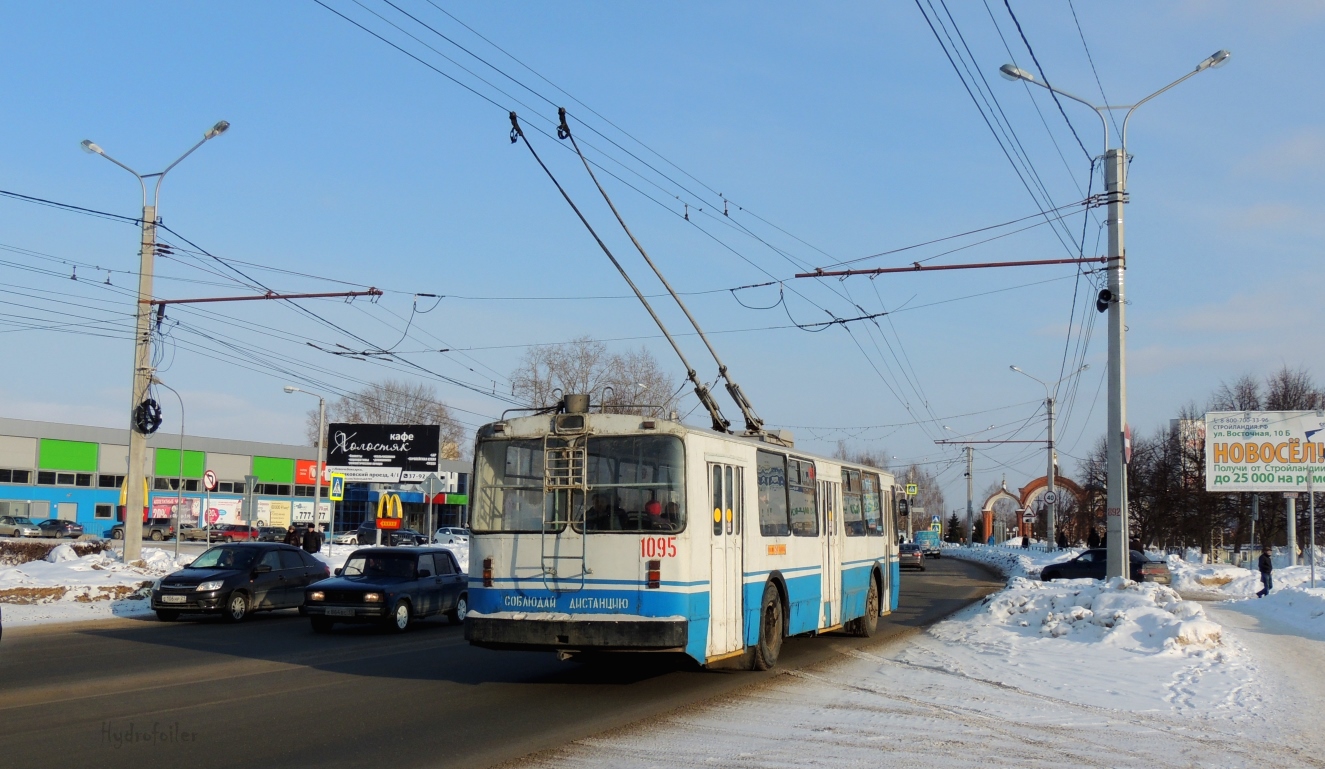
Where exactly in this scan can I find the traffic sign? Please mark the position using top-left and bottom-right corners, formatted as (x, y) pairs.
(1042, 490), (1057, 505)
(203, 470), (218, 492)
(328, 473), (346, 502)
(1022, 513), (1036, 523)
(905, 483), (918, 496)
(420, 473), (447, 498)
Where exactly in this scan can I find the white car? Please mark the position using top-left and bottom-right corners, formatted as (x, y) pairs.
(332, 530), (358, 545)
(432, 527), (470, 545)
(0, 516), (42, 538)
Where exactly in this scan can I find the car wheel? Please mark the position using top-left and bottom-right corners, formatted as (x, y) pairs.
(310, 617), (335, 634)
(155, 609), (180, 622)
(752, 582), (784, 671)
(150, 530), (163, 541)
(111, 529), (124, 540)
(448, 593), (469, 625)
(919, 564), (926, 571)
(223, 591), (249, 623)
(387, 599), (412, 633)
(850, 577), (880, 638)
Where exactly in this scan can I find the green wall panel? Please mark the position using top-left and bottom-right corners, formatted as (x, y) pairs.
(38, 439), (98, 472)
(252, 456), (295, 484)
(154, 449), (205, 478)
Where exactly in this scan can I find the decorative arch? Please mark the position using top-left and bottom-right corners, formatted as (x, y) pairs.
(980, 483), (1021, 544)
(1017, 476), (1086, 538)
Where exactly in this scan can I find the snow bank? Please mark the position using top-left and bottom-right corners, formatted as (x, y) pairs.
(0, 546), (194, 627)
(941, 542), (1080, 580)
(971, 576), (1224, 653)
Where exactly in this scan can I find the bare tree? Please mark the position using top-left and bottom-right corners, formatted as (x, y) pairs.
(510, 336), (678, 417)
(832, 441), (892, 471)
(1264, 365), (1324, 410)
(307, 379), (466, 459)
(1211, 373), (1262, 411)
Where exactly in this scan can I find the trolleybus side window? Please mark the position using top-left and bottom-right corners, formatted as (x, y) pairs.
(712, 465), (724, 536)
(788, 458), (818, 537)
(842, 468), (866, 537)
(862, 472), (884, 536)
(578, 436), (685, 534)
(473, 439), (550, 533)
(756, 450), (789, 537)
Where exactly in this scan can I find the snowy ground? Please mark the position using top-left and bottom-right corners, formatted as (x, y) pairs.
(516, 548), (1325, 768)
(0, 540), (470, 628)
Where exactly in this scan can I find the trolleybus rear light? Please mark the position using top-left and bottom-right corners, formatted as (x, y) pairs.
(483, 557), (493, 587)
(640, 420), (656, 429)
(646, 559), (661, 589)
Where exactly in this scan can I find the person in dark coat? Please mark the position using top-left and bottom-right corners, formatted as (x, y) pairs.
(1087, 527), (1101, 549)
(1021, 534), (1031, 549)
(1257, 546), (1273, 597)
(302, 526), (322, 554)
(283, 526), (302, 547)
(1056, 530), (1069, 549)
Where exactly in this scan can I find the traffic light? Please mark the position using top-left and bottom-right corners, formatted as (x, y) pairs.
(898, 498), (910, 517)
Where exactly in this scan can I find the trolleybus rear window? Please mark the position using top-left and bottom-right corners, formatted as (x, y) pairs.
(473, 436), (685, 534)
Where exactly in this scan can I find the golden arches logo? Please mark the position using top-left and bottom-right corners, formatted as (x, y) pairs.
(376, 493), (404, 520)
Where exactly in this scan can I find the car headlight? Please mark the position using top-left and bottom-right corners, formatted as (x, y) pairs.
(362, 593), (383, 603)
(196, 581), (224, 592)
(308, 590), (325, 602)
(153, 578), (164, 591)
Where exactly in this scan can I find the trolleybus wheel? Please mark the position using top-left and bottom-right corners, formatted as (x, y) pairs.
(753, 582), (784, 671)
(850, 577), (880, 637)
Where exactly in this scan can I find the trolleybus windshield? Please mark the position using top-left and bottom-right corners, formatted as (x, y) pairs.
(474, 435), (685, 534)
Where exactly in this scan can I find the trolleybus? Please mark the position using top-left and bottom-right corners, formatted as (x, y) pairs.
(465, 400), (900, 669)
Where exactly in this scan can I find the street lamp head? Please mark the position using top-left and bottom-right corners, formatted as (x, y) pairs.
(204, 120), (231, 141)
(1009, 365), (1022, 373)
(999, 64), (1035, 82)
(283, 386), (298, 394)
(80, 140), (104, 155)
(1197, 50), (1231, 71)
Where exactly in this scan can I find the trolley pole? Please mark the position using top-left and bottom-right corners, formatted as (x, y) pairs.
(965, 446), (974, 546)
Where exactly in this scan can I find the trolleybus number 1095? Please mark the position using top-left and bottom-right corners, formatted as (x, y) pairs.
(640, 536), (678, 558)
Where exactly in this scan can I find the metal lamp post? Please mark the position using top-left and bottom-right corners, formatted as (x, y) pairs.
(1000, 51), (1229, 576)
(284, 386), (327, 550)
(150, 377), (186, 560)
(1010, 364), (1089, 551)
(81, 121), (230, 562)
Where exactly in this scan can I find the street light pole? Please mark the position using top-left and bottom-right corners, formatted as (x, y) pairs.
(1000, 51), (1229, 577)
(82, 121), (229, 563)
(1010, 365), (1088, 552)
(285, 386), (327, 551)
(151, 377), (185, 561)
(965, 446), (974, 546)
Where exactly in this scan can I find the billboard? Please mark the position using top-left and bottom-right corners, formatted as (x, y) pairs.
(292, 500), (332, 524)
(1205, 411), (1325, 492)
(296, 459), (330, 486)
(326, 424), (441, 483)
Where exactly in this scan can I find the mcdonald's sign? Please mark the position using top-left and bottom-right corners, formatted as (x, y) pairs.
(376, 493), (404, 530)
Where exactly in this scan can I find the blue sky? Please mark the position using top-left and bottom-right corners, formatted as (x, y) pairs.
(1, 1), (1321, 507)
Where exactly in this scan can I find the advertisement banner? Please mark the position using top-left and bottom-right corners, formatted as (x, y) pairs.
(151, 497), (199, 523)
(295, 459), (330, 486)
(1205, 410), (1325, 492)
(292, 500), (333, 524)
(257, 499), (292, 528)
(204, 499), (243, 525)
(325, 423), (440, 483)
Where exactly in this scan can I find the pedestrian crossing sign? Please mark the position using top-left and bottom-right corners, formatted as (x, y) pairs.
(329, 473), (346, 502)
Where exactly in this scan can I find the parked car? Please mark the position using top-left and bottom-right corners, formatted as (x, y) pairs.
(151, 542), (331, 622)
(183, 524), (223, 542)
(258, 526), (287, 542)
(331, 529), (358, 545)
(432, 527), (470, 545)
(208, 524), (260, 543)
(1040, 548), (1172, 584)
(355, 522), (426, 547)
(304, 547), (467, 633)
(899, 542), (926, 571)
(108, 520), (175, 541)
(36, 519), (84, 539)
(0, 516), (42, 538)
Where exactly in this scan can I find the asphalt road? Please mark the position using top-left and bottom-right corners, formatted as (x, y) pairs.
(0, 556), (1000, 769)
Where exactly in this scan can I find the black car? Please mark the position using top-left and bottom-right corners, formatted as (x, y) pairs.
(304, 547), (467, 633)
(37, 519), (84, 538)
(1040, 548), (1172, 584)
(355, 522), (426, 547)
(258, 526), (287, 542)
(151, 543), (331, 622)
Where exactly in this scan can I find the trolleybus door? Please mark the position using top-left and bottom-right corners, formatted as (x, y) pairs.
(707, 463), (744, 658)
(819, 479), (842, 628)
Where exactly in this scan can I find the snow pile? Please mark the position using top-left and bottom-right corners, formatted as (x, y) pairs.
(0, 546), (193, 626)
(973, 576), (1224, 653)
(941, 543), (1079, 580)
(1168, 556), (1323, 598)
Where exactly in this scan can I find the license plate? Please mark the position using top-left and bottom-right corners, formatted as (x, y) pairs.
(327, 607), (354, 617)
(161, 595), (187, 604)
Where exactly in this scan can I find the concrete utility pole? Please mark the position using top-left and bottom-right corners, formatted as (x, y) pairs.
(1285, 492), (1298, 567)
(999, 50), (1230, 578)
(284, 386), (327, 545)
(81, 121), (229, 562)
(965, 446), (974, 546)
(1011, 365), (1086, 551)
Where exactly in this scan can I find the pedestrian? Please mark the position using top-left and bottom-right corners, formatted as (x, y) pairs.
(302, 525), (322, 554)
(283, 526), (301, 547)
(1056, 530), (1069, 549)
(1087, 527), (1101, 549)
(1257, 545), (1273, 598)
(1021, 534), (1031, 549)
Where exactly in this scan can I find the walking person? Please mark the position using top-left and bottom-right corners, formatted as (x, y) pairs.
(1087, 527), (1101, 549)
(1257, 545), (1273, 598)
(283, 526), (301, 547)
(302, 525), (322, 555)
(1021, 534), (1031, 549)
(1056, 530), (1069, 550)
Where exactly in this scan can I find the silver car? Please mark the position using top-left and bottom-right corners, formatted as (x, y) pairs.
(432, 527), (470, 545)
(0, 516), (42, 538)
